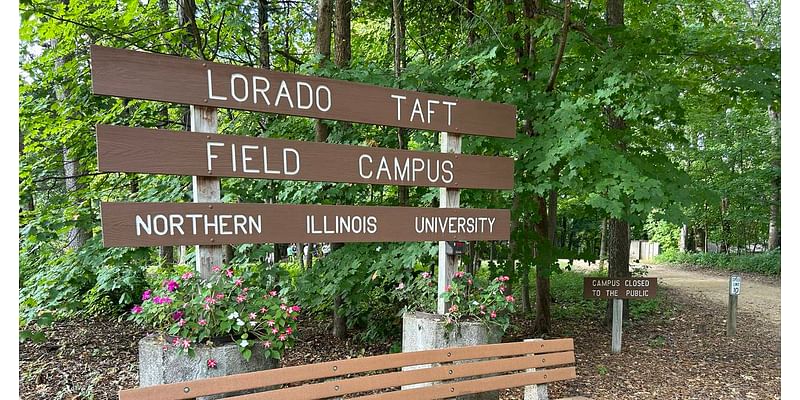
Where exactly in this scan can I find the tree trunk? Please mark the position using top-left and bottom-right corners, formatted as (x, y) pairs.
(466, 0), (477, 46)
(392, 0), (408, 206)
(767, 106), (780, 250)
(258, 0), (271, 69)
(533, 196), (550, 334)
(599, 219), (608, 263)
(314, 0), (332, 142)
(679, 224), (688, 252)
(606, 218), (630, 324)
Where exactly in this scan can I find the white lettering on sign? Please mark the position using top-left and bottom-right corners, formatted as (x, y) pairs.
(730, 276), (741, 295)
(206, 141), (300, 176)
(357, 155), (454, 184)
(414, 216), (495, 234)
(206, 68), (332, 112)
(592, 279), (621, 287)
(391, 94), (456, 126)
(135, 214), (262, 236)
(306, 215), (378, 235)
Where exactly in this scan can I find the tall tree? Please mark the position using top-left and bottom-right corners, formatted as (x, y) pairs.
(392, 0), (409, 206)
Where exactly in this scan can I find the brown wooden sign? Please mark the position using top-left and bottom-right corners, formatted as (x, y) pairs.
(100, 202), (510, 247)
(90, 46), (516, 138)
(96, 125), (513, 189)
(583, 277), (657, 299)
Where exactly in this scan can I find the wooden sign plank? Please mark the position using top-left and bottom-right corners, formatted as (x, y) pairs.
(95, 124), (513, 189)
(90, 46), (516, 138)
(583, 277), (658, 300)
(100, 202), (510, 247)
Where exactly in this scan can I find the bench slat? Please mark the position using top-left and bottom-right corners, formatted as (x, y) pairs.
(353, 367), (577, 400)
(227, 351), (576, 400)
(119, 338), (573, 400)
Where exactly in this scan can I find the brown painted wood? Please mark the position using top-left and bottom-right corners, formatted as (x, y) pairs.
(91, 46), (516, 138)
(118, 339), (573, 400)
(229, 351), (575, 400)
(95, 124), (513, 189)
(353, 367), (577, 400)
(583, 277), (658, 299)
(100, 202), (510, 246)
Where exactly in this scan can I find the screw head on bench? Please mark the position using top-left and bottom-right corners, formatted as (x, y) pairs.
(541, 358), (546, 363)
(447, 352), (452, 357)
(183, 387), (190, 393)
(450, 388), (455, 393)
(333, 365), (338, 371)
(449, 369), (453, 375)
(335, 385), (340, 391)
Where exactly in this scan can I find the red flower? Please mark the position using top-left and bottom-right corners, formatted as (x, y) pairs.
(207, 358), (217, 369)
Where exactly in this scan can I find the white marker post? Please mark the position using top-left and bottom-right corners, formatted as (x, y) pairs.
(191, 105), (224, 279)
(437, 132), (461, 314)
(727, 274), (741, 336)
(611, 298), (623, 354)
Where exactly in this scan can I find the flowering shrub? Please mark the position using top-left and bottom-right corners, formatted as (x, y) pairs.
(396, 271), (515, 333)
(128, 265), (299, 362)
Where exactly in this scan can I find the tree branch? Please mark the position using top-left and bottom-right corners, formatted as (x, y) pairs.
(546, 0), (571, 92)
(275, 48), (305, 66)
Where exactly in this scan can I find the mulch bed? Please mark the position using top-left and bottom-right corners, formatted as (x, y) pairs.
(19, 286), (780, 399)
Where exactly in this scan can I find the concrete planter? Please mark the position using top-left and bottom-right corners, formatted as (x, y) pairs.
(139, 334), (276, 400)
(402, 311), (502, 400)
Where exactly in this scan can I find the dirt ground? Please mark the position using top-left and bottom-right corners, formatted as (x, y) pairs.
(19, 263), (781, 399)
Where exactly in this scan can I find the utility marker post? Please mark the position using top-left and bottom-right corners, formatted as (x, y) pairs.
(191, 105), (224, 279)
(437, 132), (461, 314)
(611, 298), (623, 354)
(727, 274), (741, 336)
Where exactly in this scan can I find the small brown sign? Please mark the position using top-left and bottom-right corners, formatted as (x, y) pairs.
(100, 202), (510, 247)
(96, 125), (513, 189)
(583, 277), (657, 299)
(90, 46), (516, 138)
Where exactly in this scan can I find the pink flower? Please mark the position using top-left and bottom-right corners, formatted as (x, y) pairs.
(162, 297), (173, 305)
(278, 334), (287, 341)
(215, 293), (225, 300)
(267, 320), (275, 327)
(249, 312), (257, 320)
(203, 304), (211, 311)
(260, 307), (268, 314)
(207, 358), (217, 368)
(499, 286), (506, 294)
(181, 272), (194, 280)
(396, 282), (405, 290)
(242, 287), (249, 293)
(454, 271), (465, 278)
(172, 310), (184, 321)
(131, 305), (143, 314)
(271, 328), (279, 334)
(204, 296), (215, 304)
(212, 265), (221, 272)
(280, 304), (287, 311)
(269, 290), (278, 297)
(467, 279), (473, 285)
(236, 295), (246, 303)
(445, 285), (451, 292)
(141, 290), (152, 301)
(448, 304), (458, 313)
(490, 311), (497, 319)
(285, 327), (293, 335)
(199, 319), (207, 326)
(172, 337), (180, 345)
(234, 278), (243, 287)
(225, 269), (234, 278)
(505, 295), (515, 303)
(422, 272), (431, 279)
(181, 339), (190, 349)
(177, 318), (186, 327)
(165, 280), (179, 292)
(152, 296), (162, 304)
(292, 305), (301, 313)
(263, 341), (272, 349)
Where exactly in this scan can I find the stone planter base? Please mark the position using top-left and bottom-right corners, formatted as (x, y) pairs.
(402, 312), (502, 400)
(139, 334), (276, 400)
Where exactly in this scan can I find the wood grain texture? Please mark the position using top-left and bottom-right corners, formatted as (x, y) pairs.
(100, 202), (510, 246)
(95, 125), (514, 189)
(91, 45), (516, 138)
(118, 339), (574, 400)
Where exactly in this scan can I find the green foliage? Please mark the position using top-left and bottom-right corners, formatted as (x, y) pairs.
(644, 215), (681, 251)
(655, 249), (780, 276)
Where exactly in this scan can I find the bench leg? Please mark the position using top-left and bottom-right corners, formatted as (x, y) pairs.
(523, 339), (549, 400)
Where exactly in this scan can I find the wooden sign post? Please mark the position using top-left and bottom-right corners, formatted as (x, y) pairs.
(583, 277), (658, 354)
(438, 132), (461, 314)
(190, 105), (223, 279)
(727, 274), (741, 336)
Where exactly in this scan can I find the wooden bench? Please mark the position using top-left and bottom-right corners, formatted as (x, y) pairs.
(119, 338), (586, 400)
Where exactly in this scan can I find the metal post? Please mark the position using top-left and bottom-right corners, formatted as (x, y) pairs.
(727, 274), (741, 336)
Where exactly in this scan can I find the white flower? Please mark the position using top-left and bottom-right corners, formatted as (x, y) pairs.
(240, 340), (249, 347)
(206, 282), (213, 288)
(228, 311), (239, 320)
(250, 321), (257, 326)
(472, 301), (479, 306)
(376, 246), (381, 252)
(236, 319), (245, 326)
(396, 282), (405, 290)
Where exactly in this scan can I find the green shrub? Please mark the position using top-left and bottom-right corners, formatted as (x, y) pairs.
(655, 249), (780, 276)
